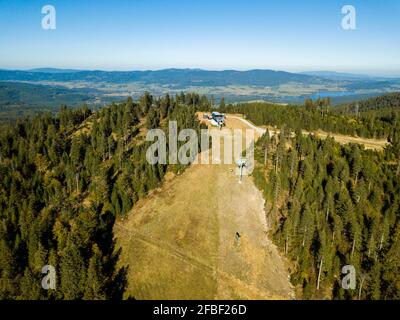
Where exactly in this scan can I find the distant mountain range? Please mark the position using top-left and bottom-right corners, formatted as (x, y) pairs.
(300, 71), (373, 81)
(28, 68), (83, 73)
(0, 67), (398, 87)
(0, 68), (399, 115)
(0, 68), (330, 87)
(1, 68), (399, 89)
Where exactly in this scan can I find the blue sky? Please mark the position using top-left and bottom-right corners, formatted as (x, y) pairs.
(0, 0), (399, 75)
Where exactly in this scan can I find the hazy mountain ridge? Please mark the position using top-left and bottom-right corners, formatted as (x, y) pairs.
(0, 68), (329, 86)
(1, 68), (400, 121)
(28, 68), (83, 73)
(0, 81), (97, 103)
(300, 71), (372, 81)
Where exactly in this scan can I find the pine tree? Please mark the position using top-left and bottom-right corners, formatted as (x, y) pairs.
(84, 245), (106, 300)
(60, 239), (86, 300)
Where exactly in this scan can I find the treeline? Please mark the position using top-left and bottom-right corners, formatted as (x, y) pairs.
(336, 92), (400, 114)
(252, 122), (400, 299)
(0, 92), (205, 299)
(222, 99), (398, 139)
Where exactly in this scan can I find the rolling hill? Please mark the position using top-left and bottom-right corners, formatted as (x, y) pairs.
(0, 81), (99, 122)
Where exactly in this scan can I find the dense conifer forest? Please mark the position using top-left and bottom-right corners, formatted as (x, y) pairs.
(0, 92), (207, 299)
(221, 94), (400, 139)
(249, 100), (400, 299)
(336, 92), (400, 113)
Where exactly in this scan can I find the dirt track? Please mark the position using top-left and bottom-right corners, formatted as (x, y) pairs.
(114, 116), (294, 300)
